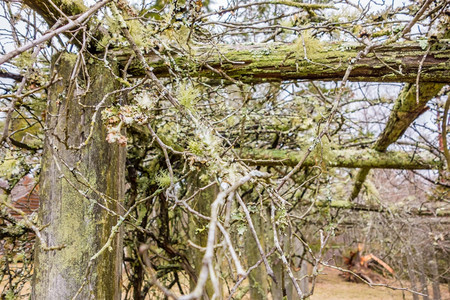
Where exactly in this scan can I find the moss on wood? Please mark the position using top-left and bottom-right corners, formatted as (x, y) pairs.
(23, 0), (87, 25)
(32, 53), (125, 300)
(350, 82), (444, 200)
(113, 41), (450, 83)
(238, 148), (441, 169)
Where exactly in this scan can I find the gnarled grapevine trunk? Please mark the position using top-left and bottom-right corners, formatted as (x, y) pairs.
(32, 54), (125, 299)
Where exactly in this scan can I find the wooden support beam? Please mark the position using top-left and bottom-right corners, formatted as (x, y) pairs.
(237, 148), (441, 169)
(114, 41), (450, 83)
(311, 200), (450, 217)
(349, 83), (444, 200)
(20, 1), (450, 85)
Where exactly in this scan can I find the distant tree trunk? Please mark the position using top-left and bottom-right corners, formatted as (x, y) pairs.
(285, 228), (308, 300)
(429, 250), (441, 300)
(271, 226), (308, 300)
(271, 252), (285, 300)
(418, 268), (430, 300)
(245, 210), (269, 300)
(32, 54), (125, 299)
(415, 247), (430, 300)
(188, 172), (217, 299)
(268, 204), (284, 299)
(290, 233), (308, 298)
(406, 251), (420, 300)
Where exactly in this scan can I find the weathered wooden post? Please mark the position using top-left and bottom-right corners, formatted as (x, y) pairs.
(32, 53), (125, 299)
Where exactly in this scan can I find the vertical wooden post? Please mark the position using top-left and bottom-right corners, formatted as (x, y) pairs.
(32, 54), (125, 299)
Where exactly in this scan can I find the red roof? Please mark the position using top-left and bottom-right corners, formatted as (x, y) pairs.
(2, 175), (40, 219)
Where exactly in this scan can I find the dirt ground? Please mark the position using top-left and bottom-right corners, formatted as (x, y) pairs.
(310, 267), (450, 300)
(2, 265), (450, 299)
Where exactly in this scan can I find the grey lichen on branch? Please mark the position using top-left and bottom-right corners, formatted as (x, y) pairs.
(112, 41), (450, 83)
(238, 148), (442, 170)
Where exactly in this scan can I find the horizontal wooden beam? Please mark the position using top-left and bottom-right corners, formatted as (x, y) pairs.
(349, 82), (444, 200)
(115, 41), (450, 83)
(19, 1), (450, 84)
(237, 148), (442, 169)
(312, 200), (450, 217)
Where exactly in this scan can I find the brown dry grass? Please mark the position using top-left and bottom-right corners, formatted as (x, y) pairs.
(310, 267), (450, 300)
(3, 264), (450, 299)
